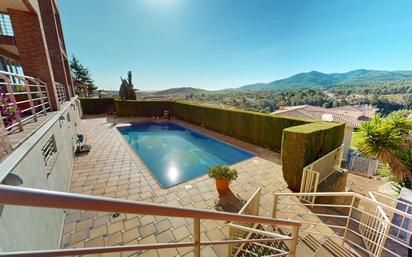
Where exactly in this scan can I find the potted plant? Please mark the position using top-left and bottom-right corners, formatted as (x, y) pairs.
(208, 165), (238, 191)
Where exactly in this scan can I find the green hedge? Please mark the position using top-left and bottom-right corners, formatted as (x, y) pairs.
(171, 102), (310, 151)
(114, 100), (173, 117)
(80, 98), (115, 114)
(281, 122), (345, 191)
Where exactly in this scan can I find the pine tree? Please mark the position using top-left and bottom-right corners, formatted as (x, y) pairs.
(70, 55), (97, 94)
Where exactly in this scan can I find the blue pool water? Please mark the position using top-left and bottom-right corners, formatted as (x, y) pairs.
(117, 121), (254, 188)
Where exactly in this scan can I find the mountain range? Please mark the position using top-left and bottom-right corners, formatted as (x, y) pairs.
(236, 69), (412, 91)
(154, 69), (412, 94)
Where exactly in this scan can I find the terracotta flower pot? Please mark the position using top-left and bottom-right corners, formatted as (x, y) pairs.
(215, 180), (229, 191)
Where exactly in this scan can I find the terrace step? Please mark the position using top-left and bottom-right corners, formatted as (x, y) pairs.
(296, 234), (321, 256)
(294, 233), (360, 257)
(302, 237), (359, 257)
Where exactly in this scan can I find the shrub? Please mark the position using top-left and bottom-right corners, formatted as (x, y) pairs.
(79, 98), (114, 115)
(208, 166), (238, 182)
(281, 122), (345, 191)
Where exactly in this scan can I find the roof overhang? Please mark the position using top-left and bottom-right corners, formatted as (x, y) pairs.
(0, 0), (29, 13)
(0, 45), (20, 60)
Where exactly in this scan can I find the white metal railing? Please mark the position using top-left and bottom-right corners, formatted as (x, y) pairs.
(299, 145), (344, 204)
(55, 82), (67, 105)
(370, 191), (412, 253)
(359, 192), (390, 256)
(228, 187), (297, 257)
(0, 71), (51, 133)
(0, 185), (301, 257)
(272, 191), (412, 257)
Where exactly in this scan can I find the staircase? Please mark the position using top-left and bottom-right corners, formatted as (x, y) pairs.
(230, 223), (361, 257)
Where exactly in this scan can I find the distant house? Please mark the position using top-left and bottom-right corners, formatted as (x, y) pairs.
(330, 105), (378, 120)
(272, 104), (378, 160)
(73, 81), (89, 97)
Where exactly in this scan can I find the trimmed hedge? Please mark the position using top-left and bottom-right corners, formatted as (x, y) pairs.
(114, 100), (312, 151)
(114, 100), (173, 117)
(171, 102), (310, 151)
(80, 98), (115, 114)
(281, 122), (345, 192)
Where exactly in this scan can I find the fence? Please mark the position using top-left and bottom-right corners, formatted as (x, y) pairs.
(349, 154), (379, 177)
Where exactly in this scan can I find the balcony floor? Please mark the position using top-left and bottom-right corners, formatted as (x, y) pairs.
(7, 112), (57, 149)
(61, 116), (353, 257)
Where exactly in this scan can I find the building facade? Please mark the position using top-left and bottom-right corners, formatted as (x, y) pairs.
(0, 0), (74, 162)
(0, 0), (73, 110)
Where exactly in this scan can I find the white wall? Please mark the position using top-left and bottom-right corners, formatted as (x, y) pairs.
(0, 98), (81, 251)
(342, 126), (353, 161)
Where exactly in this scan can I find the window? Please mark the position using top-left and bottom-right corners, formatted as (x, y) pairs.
(42, 135), (58, 177)
(0, 55), (23, 74)
(0, 14), (14, 36)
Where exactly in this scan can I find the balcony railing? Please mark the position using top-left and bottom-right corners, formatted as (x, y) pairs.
(55, 82), (67, 105)
(0, 185), (301, 257)
(0, 71), (51, 133)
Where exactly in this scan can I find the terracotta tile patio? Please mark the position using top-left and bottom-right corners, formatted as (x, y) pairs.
(60, 116), (302, 257)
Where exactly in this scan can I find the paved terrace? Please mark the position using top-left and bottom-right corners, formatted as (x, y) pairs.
(61, 116), (342, 257)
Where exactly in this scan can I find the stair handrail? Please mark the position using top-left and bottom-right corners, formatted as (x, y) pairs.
(0, 184), (301, 257)
(273, 191), (412, 257)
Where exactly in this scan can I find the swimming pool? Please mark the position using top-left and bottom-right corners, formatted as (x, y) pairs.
(117, 121), (254, 188)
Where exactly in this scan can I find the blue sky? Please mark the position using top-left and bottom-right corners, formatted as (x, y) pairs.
(59, 0), (412, 91)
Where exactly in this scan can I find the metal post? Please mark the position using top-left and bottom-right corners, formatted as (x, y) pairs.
(194, 218), (201, 257)
(376, 220), (390, 257)
(272, 194), (278, 218)
(35, 80), (47, 115)
(227, 224), (233, 257)
(289, 225), (299, 257)
(24, 78), (37, 122)
(342, 195), (355, 245)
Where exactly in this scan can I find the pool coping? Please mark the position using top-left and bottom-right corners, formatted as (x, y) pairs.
(112, 117), (276, 189)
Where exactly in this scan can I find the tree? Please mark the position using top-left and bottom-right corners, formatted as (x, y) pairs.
(119, 71), (137, 100)
(70, 55), (97, 94)
(355, 110), (412, 184)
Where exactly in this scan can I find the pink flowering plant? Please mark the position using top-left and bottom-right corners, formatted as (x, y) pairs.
(0, 88), (19, 128)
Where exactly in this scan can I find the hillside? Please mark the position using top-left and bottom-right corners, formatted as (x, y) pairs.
(155, 87), (208, 95)
(237, 69), (412, 91)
